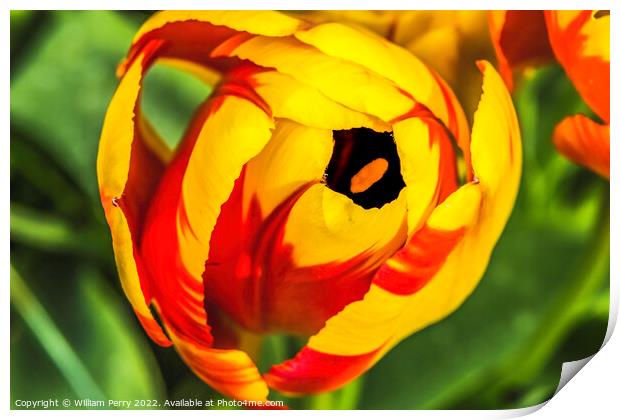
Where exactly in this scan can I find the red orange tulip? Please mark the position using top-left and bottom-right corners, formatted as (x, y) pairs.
(490, 10), (609, 178)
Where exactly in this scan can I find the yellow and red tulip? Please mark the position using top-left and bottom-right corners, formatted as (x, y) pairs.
(97, 11), (521, 402)
(489, 10), (609, 179)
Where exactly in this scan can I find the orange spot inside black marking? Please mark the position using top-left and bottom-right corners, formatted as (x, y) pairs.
(350, 158), (389, 193)
(325, 128), (405, 209)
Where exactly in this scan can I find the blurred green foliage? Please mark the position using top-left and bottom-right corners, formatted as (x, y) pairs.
(10, 10), (609, 410)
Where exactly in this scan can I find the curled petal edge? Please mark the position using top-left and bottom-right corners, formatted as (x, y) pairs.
(552, 114), (610, 179)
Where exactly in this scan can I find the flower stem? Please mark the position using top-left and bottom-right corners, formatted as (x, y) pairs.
(305, 377), (365, 410)
(335, 377), (364, 409)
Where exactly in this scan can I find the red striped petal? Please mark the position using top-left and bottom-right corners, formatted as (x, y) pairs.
(134, 309), (172, 347)
(264, 346), (382, 395)
(553, 114), (610, 179)
(139, 93), (273, 400)
(204, 169), (382, 336)
(374, 225), (465, 295)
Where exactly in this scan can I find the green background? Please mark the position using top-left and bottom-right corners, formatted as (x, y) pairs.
(10, 10), (610, 410)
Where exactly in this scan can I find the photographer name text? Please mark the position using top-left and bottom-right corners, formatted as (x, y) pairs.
(14, 398), (285, 409)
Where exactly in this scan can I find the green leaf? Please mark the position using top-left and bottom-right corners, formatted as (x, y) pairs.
(11, 11), (138, 200)
(10, 136), (87, 217)
(141, 63), (212, 149)
(10, 10), (36, 55)
(10, 11), (211, 201)
(11, 264), (166, 408)
(10, 203), (110, 260)
(11, 266), (106, 403)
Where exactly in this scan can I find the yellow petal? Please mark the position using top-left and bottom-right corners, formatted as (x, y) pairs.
(213, 34), (414, 123)
(470, 61), (521, 201)
(134, 10), (303, 43)
(294, 22), (470, 146)
(393, 115), (460, 236)
(98, 56), (142, 198)
(293, 22), (437, 103)
(307, 283), (408, 355)
(242, 119), (333, 218)
(393, 117), (440, 235)
(97, 48), (171, 345)
(253, 71), (390, 132)
(582, 11), (610, 61)
(426, 182), (482, 230)
(299, 10), (492, 119)
(283, 184), (407, 268)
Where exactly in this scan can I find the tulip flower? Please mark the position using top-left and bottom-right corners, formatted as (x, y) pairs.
(97, 11), (521, 402)
(489, 10), (609, 179)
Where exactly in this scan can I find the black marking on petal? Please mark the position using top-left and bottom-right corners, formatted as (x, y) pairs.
(325, 128), (405, 209)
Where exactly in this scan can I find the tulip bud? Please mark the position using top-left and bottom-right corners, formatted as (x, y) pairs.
(98, 11), (521, 401)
